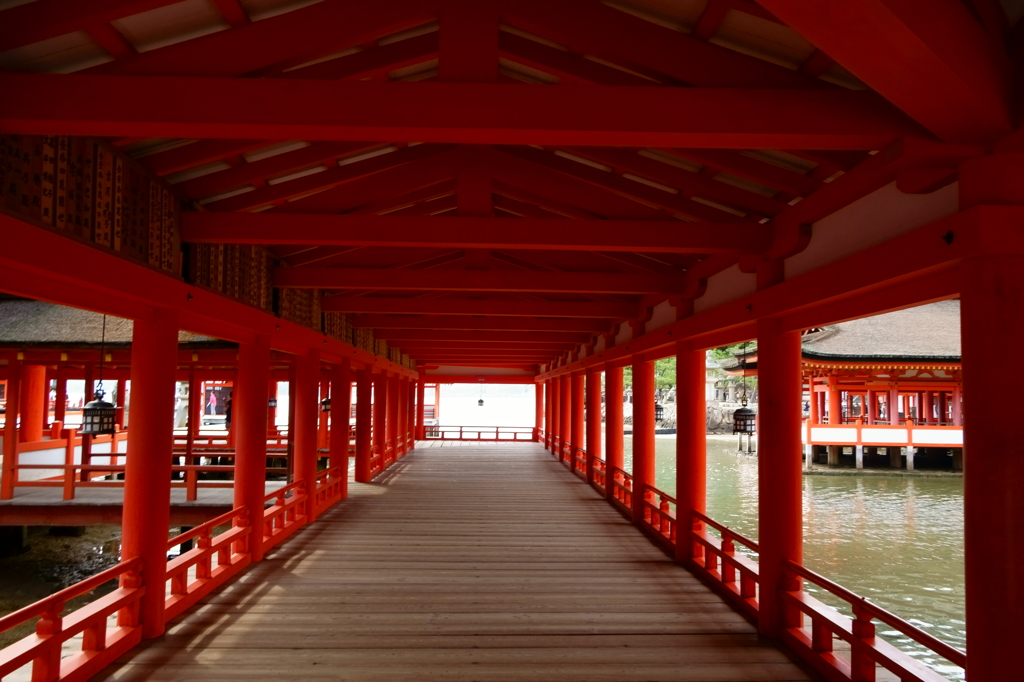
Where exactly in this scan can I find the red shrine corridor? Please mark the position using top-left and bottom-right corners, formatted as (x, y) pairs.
(94, 443), (813, 682)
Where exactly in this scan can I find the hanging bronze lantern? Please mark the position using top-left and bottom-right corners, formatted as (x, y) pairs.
(268, 397), (278, 408)
(81, 315), (117, 435)
(732, 406), (757, 434)
(81, 388), (116, 435)
(478, 399), (484, 407)
(654, 402), (665, 422)
(321, 397), (331, 412)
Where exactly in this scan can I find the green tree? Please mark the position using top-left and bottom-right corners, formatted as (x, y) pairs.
(621, 357), (676, 390)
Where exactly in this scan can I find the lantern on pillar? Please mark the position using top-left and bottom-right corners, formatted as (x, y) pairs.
(268, 397), (278, 408)
(732, 341), (756, 453)
(81, 315), (117, 436)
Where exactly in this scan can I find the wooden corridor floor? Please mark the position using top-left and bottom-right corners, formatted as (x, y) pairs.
(97, 443), (817, 682)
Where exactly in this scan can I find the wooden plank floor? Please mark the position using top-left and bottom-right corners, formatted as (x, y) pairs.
(97, 443), (817, 682)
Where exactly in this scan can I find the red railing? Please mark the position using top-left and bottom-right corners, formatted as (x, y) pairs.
(262, 480), (307, 553)
(639, 485), (677, 551)
(425, 425), (535, 441)
(609, 466), (632, 513)
(314, 465), (345, 515)
(164, 507), (251, 621)
(782, 561), (965, 682)
(573, 447), (587, 478)
(591, 456), (607, 494)
(688, 510), (761, 621)
(0, 558), (144, 682)
(382, 440), (395, 467)
(368, 444), (382, 478)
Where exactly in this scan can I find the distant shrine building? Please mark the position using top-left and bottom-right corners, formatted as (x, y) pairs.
(721, 301), (962, 471)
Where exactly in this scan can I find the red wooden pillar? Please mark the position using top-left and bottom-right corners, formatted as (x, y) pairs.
(234, 335), (269, 562)
(534, 380), (544, 442)
(79, 364), (95, 482)
(559, 374), (571, 463)
(951, 386), (962, 426)
(1, 357), (21, 499)
(387, 374), (398, 461)
(54, 371), (67, 428)
(865, 390), (875, 425)
(889, 385), (900, 425)
(329, 361), (352, 491)
(121, 309), (178, 638)
(544, 380), (553, 450)
(406, 376), (416, 451)
(571, 372), (584, 464)
(550, 377), (560, 455)
(354, 368), (373, 483)
(756, 318), (803, 638)
(318, 373), (330, 451)
(585, 369), (602, 483)
(19, 364), (46, 442)
(415, 379), (426, 440)
(115, 378), (127, 429)
(397, 376), (407, 456)
(826, 379), (841, 425)
(267, 379), (278, 436)
(675, 342), (706, 564)
(808, 380), (819, 425)
(631, 359), (655, 525)
(373, 372), (387, 467)
(605, 366), (624, 500)
(293, 351), (320, 522)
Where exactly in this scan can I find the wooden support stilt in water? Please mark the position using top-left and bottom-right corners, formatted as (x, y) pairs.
(235, 335), (270, 562)
(756, 317), (803, 638)
(121, 308), (178, 638)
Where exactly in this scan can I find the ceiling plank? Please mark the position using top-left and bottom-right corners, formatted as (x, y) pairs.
(351, 315), (608, 333)
(321, 296), (635, 318)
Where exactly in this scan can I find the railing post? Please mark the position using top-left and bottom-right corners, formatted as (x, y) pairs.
(122, 307), (178, 638)
(675, 341), (706, 564)
(33, 600), (63, 682)
(756, 317), (803, 638)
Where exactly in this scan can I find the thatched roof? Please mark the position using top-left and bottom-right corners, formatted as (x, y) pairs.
(801, 300), (960, 362)
(0, 300), (223, 347)
(719, 301), (961, 368)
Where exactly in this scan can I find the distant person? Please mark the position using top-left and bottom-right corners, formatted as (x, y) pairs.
(207, 392), (217, 415)
(224, 395), (232, 430)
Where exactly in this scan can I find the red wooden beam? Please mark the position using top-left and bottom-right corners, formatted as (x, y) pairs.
(668, 149), (822, 197)
(0, 75), (926, 150)
(180, 214), (771, 254)
(0, 0), (174, 52)
(756, 0), (1013, 144)
(320, 296), (635, 318)
(274, 267), (687, 295)
(497, 32), (653, 87)
(351, 315), (609, 333)
(394, 340), (579, 351)
(142, 139), (268, 177)
(420, 374), (537, 383)
(373, 330), (591, 343)
(281, 32), (439, 81)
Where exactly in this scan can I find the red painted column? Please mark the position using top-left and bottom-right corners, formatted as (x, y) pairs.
(585, 369), (602, 483)
(234, 335), (269, 562)
(121, 308), (178, 638)
(605, 366), (624, 500)
(756, 318), (803, 638)
(808, 381), (819, 425)
(550, 376), (560, 456)
(373, 372), (387, 468)
(293, 351), (320, 522)
(865, 390), (875, 425)
(951, 386), (962, 426)
(354, 367), (373, 483)
(631, 359), (655, 525)
(962, 256), (1024, 681)
(534, 381), (544, 442)
(398, 377), (408, 456)
(675, 342), (706, 564)
(545, 380), (555, 451)
(889, 385), (900, 425)
(1, 357), (22, 499)
(329, 361), (352, 489)
(415, 379), (426, 440)
(318, 373), (330, 450)
(559, 374), (571, 464)
(267, 379), (278, 436)
(826, 380), (841, 425)
(571, 372), (584, 466)
(115, 378), (127, 429)
(406, 377), (416, 451)
(54, 371), (67, 428)
(386, 374), (398, 461)
(18, 364), (46, 442)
